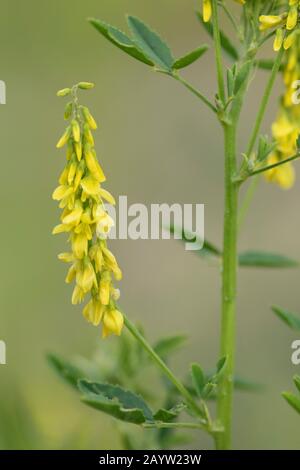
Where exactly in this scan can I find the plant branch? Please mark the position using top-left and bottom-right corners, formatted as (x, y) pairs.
(245, 47), (284, 158)
(123, 314), (207, 423)
(249, 152), (300, 176)
(172, 73), (217, 113)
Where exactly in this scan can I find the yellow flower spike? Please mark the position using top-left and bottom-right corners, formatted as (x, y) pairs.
(71, 119), (81, 142)
(54, 83), (122, 338)
(56, 126), (71, 148)
(203, 0), (212, 23)
(102, 309), (124, 338)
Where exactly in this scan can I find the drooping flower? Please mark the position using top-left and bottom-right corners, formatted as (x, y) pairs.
(53, 83), (123, 338)
(202, 0), (245, 23)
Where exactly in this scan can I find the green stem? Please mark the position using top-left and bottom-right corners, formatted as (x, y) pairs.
(246, 47), (284, 158)
(216, 122), (239, 450)
(124, 315), (205, 421)
(173, 73), (217, 113)
(212, 0), (226, 104)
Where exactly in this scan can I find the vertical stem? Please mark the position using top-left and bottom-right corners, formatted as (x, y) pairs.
(216, 121), (239, 450)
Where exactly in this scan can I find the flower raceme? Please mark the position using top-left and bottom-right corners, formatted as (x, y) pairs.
(52, 83), (123, 338)
(259, 1), (300, 51)
(265, 39), (300, 189)
(202, 0), (245, 23)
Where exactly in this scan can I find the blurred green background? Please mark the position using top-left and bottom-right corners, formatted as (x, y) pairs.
(0, 0), (299, 449)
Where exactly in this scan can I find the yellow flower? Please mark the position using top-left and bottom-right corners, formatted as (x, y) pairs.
(202, 0), (245, 23)
(53, 83), (123, 338)
(259, 1), (300, 51)
(102, 309), (124, 338)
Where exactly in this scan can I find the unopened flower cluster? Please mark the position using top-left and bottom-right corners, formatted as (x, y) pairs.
(52, 83), (123, 338)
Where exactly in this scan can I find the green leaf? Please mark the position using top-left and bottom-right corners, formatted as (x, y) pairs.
(216, 356), (227, 375)
(88, 18), (154, 66)
(47, 353), (84, 389)
(293, 375), (300, 393)
(79, 380), (154, 424)
(153, 403), (185, 422)
(272, 306), (300, 330)
(234, 61), (252, 95)
(196, 12), (239, 61)
(153, 335), (187, 358)
(238, 250), (299, 268)
(168, 225), (221, 259)
(282, 392), (300, 414)
(127, 16), (174, 71)
(256, 59), (284, 72)
(233, 376), (264, 392)
(191, 363), (205, 397)
(173, 45), (209, 69)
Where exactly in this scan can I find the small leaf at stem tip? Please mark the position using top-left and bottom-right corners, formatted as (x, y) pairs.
(191, 363), (205, 397)
(238, 251), (299, 268)
(282, 392), (300, 414)
(272, 306), (300, 330)
(172, 44), (209, 69)
(127, 15), (174, 71)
